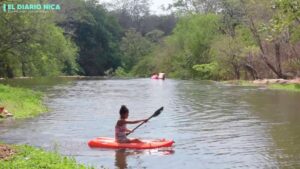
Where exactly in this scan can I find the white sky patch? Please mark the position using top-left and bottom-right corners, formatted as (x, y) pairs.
(98, 0), (174, 14)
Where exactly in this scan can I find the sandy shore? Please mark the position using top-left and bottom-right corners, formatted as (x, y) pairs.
(252, 78), (300, 85)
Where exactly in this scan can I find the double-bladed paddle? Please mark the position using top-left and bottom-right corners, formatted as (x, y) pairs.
(126, 106), (164, 136)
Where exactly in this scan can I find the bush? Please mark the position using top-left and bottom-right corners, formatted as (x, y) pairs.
(114, 67), (131, 77)
(192, 62), (220, 80)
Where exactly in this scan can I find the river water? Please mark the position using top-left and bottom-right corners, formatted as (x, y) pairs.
(1, 78), (300, 168)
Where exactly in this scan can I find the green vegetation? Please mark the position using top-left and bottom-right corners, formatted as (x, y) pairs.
(0, 144), (93, 169)
(0, 84), (47, 119)
(120, 29), (154, 73)
(0, 0), (177, 78)
(1, 0), (299, 80)
(0, 1), (78, 77)
(0, 84), (93, 168)
(114, 67), (131, 77)
(67, 0), (122, 76)
(269, 84), (300, 92)
(117, 0), (300, 80)
(0, 0), (122, 77)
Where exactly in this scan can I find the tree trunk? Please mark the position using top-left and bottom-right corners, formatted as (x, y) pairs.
(232, 63), (240, 80)
(236, 68), (240, 79)
(247, 16), (287, 79)
(274, 42), (287, 79)
(244, 63), (259, 80)
(21, 61), (26, 77)
(5, 64), (14, 78)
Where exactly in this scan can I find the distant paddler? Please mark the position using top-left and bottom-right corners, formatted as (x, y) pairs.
(151, 72), (165, 80)
(158, 73), (165, 80)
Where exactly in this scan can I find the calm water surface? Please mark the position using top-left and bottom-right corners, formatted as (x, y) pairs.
(1, 78), (300, 169)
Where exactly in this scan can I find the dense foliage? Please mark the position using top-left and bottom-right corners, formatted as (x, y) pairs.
(58, 0), (122, 76)
(0, 2), (78, 77)
(141, 0), (300, 80)
(1, 0), (299, 79)
(0, 0), (122, 77)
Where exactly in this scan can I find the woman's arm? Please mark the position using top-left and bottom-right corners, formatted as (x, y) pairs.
(124, 119), (147, 124)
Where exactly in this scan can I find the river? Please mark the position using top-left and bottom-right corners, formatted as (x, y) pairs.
(1, 78), (300, 168)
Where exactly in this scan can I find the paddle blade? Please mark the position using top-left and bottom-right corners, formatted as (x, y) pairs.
(152, 106), (164, 117)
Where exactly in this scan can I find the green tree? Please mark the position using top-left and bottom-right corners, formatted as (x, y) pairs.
(170, 0), (221, 14)
(0, 0), (78, 78)
(145, 29), (165, 43)
(192, 62), (219, 79)
(240, 0), (290, 78)
(60, 0), (122, 76)
(120, 29), (153, 72)
(161, 14), (220, 78)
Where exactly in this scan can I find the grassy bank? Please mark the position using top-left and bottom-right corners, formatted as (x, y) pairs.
(0, 84), (95, 168)
(0, 144), (93, 169)
(0, 84), (47, 119)
(269, 84), (300, 92)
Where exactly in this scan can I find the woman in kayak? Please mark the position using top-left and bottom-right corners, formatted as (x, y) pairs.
(115, 105), (148, 143)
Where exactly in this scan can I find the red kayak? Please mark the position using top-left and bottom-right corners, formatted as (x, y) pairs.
(88, 137), (174, 149)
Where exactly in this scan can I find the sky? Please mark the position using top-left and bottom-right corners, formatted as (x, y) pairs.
(99, 0), (174, 14)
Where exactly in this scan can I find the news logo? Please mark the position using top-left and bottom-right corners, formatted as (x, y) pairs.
(2, 3), (61, 13)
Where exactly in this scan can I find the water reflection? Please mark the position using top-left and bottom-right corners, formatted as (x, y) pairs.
(115, 149), (175, 169)
(0, 77), (76, 91)
(115, 149), (130, 169)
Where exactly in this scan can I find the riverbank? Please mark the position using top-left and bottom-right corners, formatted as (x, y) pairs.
(0, 144), (93, 169)
(224, 78), (300, 92)
(0, 84), (93, 168)
(0, 84), (47, 119)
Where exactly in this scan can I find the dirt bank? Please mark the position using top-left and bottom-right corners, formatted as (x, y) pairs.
(0, 144), (15, 160)
(253, 78), (300, 85)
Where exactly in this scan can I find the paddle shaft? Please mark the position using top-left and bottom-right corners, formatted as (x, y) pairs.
(126, 107), (163, 136)
(126, 116), (151, 136)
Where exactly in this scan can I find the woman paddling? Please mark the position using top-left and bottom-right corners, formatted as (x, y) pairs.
(115, 105), (148, 143)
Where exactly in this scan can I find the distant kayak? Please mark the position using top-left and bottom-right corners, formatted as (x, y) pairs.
(88, 137), (174, 149)
(151, 75), (159, 79)
(151, 73), (165, 80)
(151, 77), (165, 80)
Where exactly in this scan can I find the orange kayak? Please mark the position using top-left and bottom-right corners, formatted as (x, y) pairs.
(88, 137), (174, 149)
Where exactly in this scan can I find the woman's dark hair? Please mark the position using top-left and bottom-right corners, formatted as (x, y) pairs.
(119, 105), (129, 119)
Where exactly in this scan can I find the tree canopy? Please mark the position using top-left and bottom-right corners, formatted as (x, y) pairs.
(1, 0), (299, 79)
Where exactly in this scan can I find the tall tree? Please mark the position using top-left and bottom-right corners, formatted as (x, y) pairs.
(107, 0), (151, 32)
(120, 29), (153, 71)
(240, 0), (290, 78)
(0, 0), (78, 77)
(57, 0), (123, 76)
(170, 0), (221, 14)
(148, 14), (220, 78)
